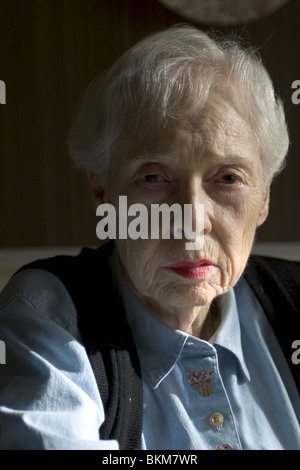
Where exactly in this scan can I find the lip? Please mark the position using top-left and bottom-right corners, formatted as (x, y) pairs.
(165, 260), (215, 279)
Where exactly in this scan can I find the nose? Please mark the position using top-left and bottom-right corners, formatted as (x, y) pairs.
(170, 178), (212, 248)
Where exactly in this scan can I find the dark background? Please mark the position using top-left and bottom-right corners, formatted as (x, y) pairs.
(0, 0), (299, 248)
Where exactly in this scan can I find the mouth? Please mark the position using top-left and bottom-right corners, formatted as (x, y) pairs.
(165, 260), (215, 279)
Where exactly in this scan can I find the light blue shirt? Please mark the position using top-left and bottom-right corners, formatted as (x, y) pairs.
(0, 252), (299, 450)
(112, 253), (300, 450)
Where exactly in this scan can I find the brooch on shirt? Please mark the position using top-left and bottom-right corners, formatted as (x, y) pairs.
(186, 368), (214, 397)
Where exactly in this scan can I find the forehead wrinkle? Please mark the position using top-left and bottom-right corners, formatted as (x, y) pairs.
(127, 131), (254, 170)
(199, 95), (257, 153)
(119, 102), (257, 170)
(197, 125), (255, 169)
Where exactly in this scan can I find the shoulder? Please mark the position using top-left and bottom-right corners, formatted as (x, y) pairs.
(243, 255), (300, 393)
(0, 242), (115, 338)
(0, 268), (79, 337)
(247, 254), (300, 270)
(243, 254), (300, 318)
(245, 254), (300, 285)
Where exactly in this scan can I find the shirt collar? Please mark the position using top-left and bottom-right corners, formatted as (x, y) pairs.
(110, 249), (250, 388)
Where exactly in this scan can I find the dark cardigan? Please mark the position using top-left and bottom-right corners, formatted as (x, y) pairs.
(18, 241), (300, 450)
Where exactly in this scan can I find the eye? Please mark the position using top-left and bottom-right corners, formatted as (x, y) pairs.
(219, 174), (239, 185)
(143, 174), (165, 183)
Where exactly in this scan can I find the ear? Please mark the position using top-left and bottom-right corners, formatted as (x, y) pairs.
(257, 175), (273, 227)
(86, 170), (105, 206)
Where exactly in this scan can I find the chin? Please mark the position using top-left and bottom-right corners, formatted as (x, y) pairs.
(157, 282), (219, 309)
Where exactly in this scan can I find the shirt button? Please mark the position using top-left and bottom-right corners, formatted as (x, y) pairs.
(209, 412), (224, 426)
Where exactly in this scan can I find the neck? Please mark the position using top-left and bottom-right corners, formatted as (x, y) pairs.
(140, 297), (220, 340)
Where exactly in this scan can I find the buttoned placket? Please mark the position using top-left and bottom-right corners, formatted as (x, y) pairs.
(180, 338), (242, 450)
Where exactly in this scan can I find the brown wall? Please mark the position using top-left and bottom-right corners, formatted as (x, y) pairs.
(0, 0), (299, 247)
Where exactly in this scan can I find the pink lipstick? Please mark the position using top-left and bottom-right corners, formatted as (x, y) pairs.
(165, 260), (215, 279)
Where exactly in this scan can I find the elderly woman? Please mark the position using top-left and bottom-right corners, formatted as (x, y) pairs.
(0, 25), (299, 450)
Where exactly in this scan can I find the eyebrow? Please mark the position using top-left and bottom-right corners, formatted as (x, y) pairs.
(131, 151), (255, 168)
(208, 153), (257, 168)
(205, 152), (249, 162)
(130, 152), (175, 163)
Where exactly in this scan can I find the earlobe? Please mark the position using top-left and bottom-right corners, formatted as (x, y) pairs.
(86, 170), (105, 206)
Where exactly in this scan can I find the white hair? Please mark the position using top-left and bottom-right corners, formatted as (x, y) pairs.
(67, 24), (289, 184)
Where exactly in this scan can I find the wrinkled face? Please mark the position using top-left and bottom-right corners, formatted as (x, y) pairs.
(104, 91), (271, 314)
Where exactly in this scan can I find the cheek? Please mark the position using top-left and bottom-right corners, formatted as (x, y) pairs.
(211, 194), (263, 280)
(214, 188), (263, 243)
(115, 239), (162, 292)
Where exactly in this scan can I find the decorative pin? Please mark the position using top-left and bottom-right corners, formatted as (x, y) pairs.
(187, 368), (214, 397)
(215, 444), (231, 450)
